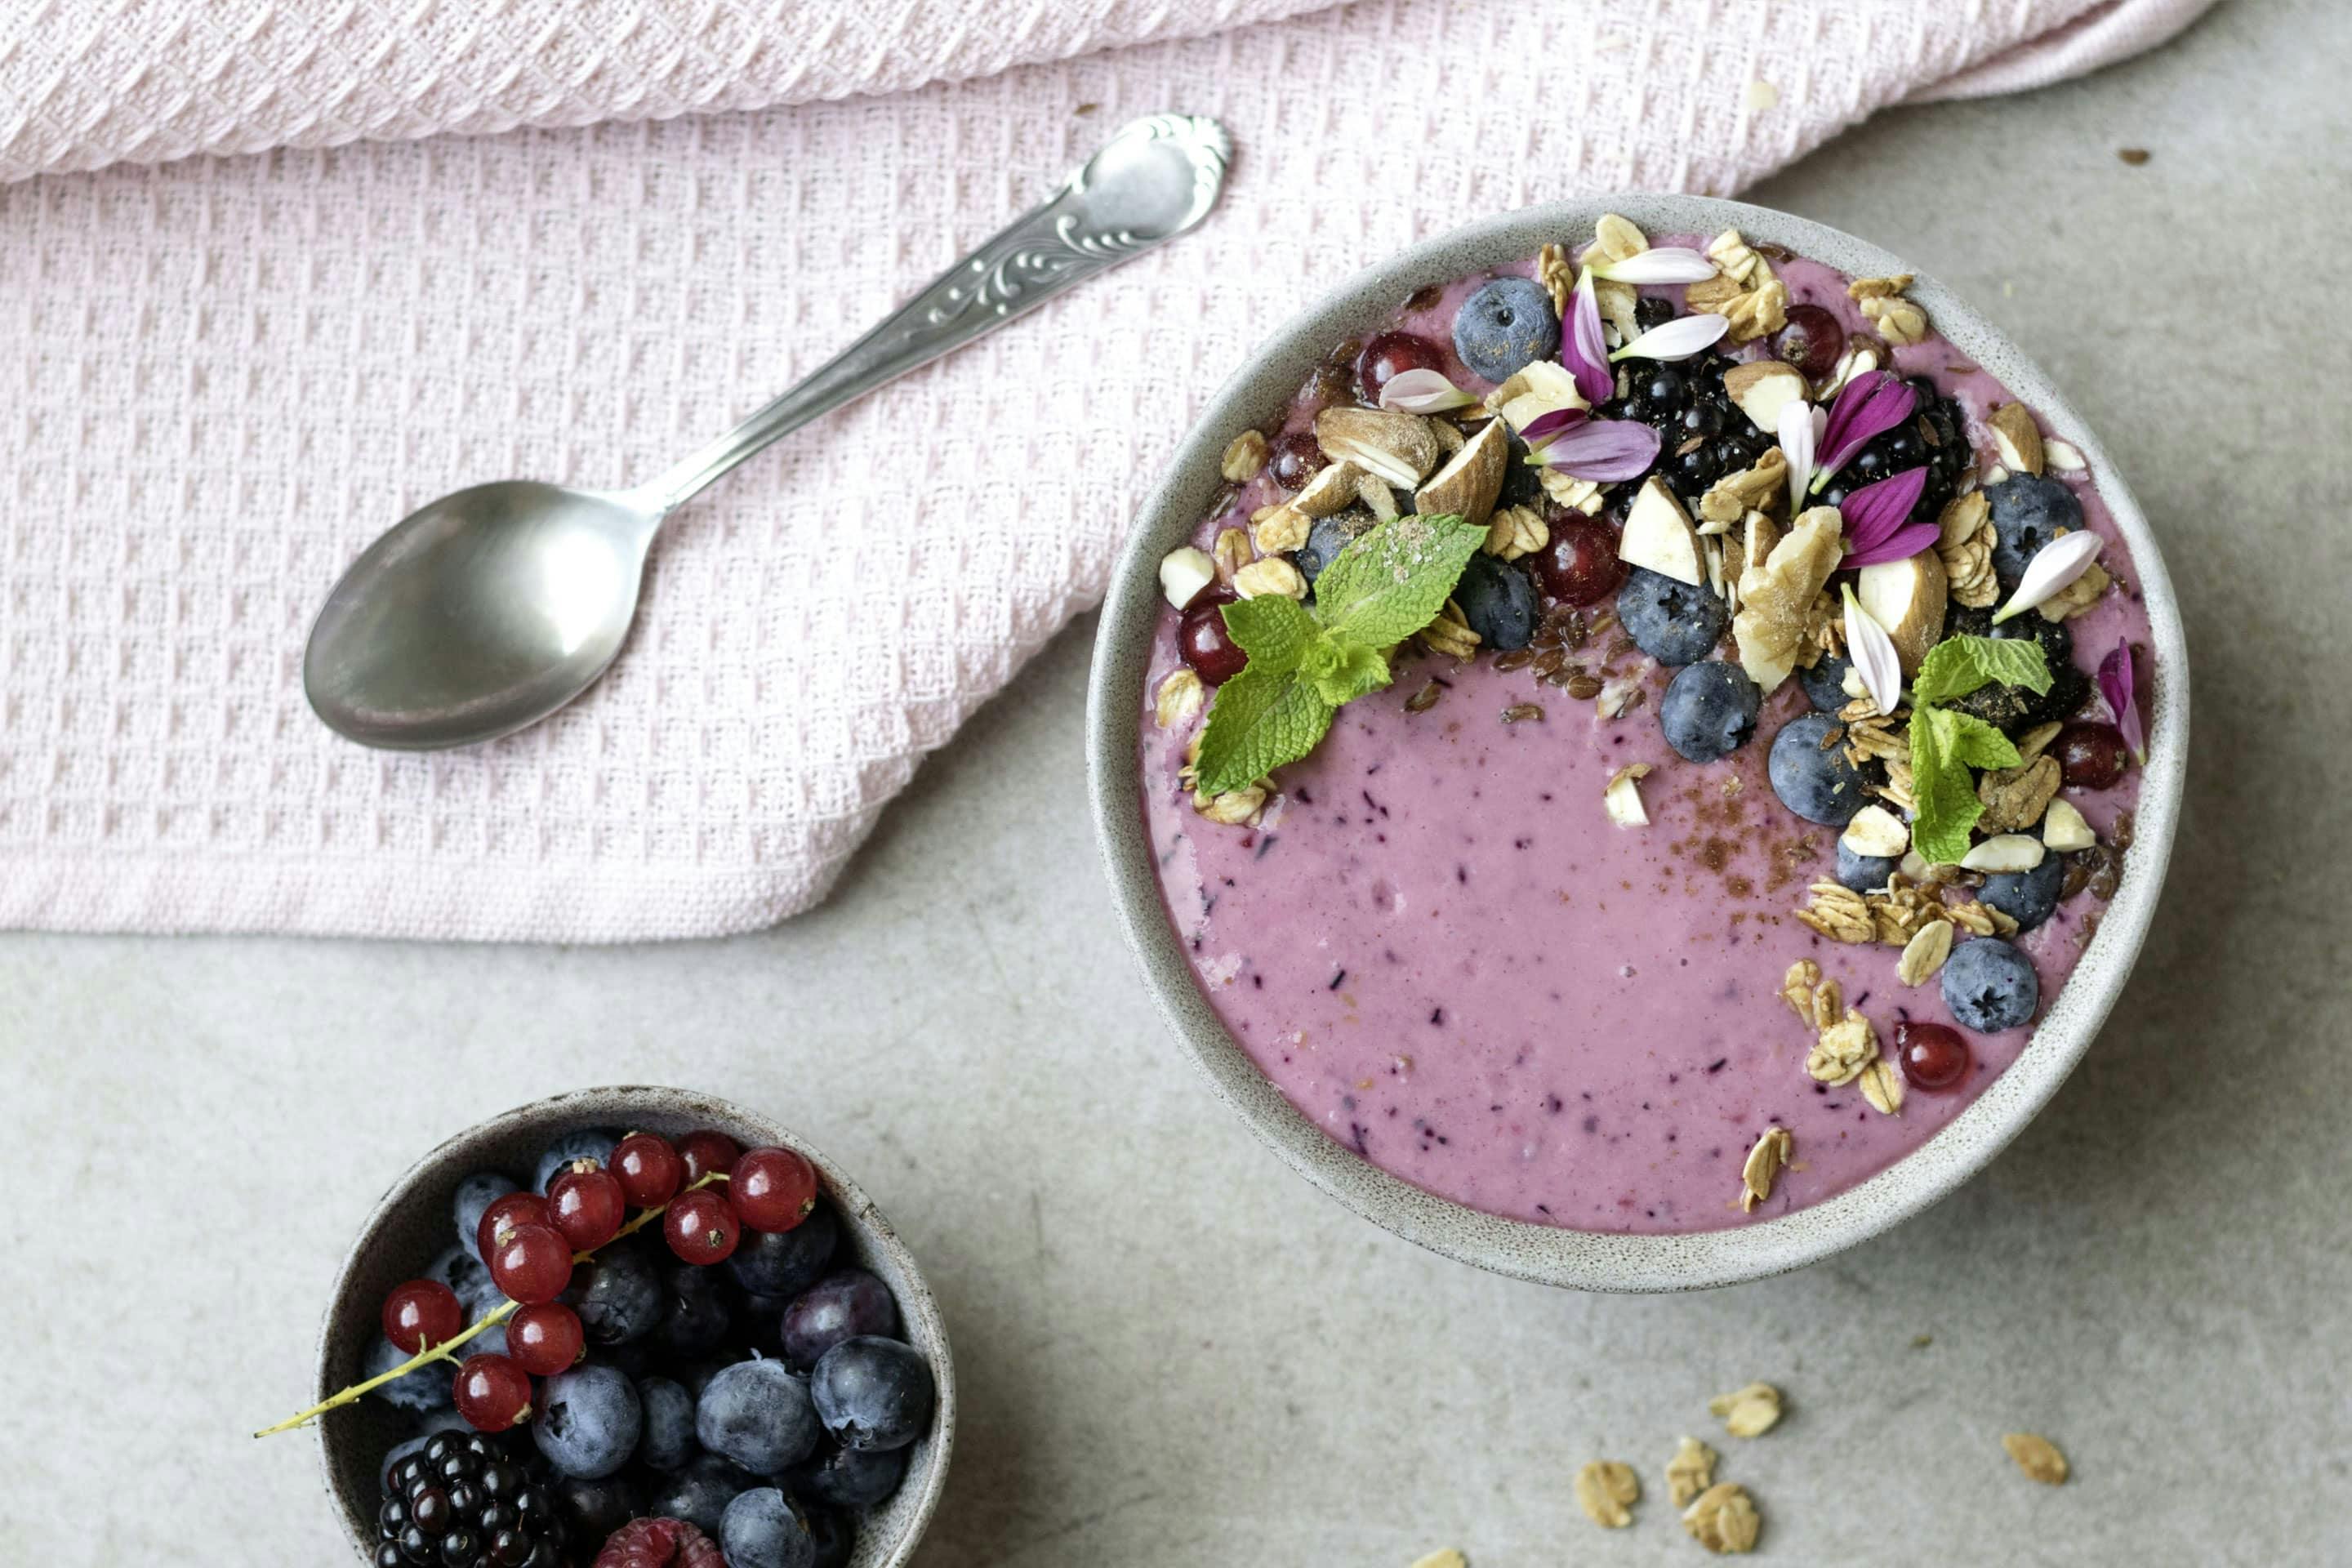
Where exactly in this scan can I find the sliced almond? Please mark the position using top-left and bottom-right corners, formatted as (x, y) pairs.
(1960, 834), (2047, 873)
(1841, 804), (1910, 859)
(1355, 472), (1400, 522)
(1855, 550), (1948, 675)
(1158, 546), (1214, 609)
(1722, 360), (1807, 434)
(1291, 459), (1367, 519)
(1313, 407), (1439, 489)
(2043, 438), (2088, 472)
(1486, 359), (1587, 433)
(2042, 797), (2096, 853)
(1414, 417), (1508, 530)
(1604, 763), (1652, 827)
(1618, 476), (1705, 586)
(1988, 403), (2044, 476)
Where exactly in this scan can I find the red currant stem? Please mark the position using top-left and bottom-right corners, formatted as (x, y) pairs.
(251, 1169), (727, 1439)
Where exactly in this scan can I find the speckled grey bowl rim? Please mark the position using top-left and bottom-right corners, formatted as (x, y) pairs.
(1085, 193), (2189, 1294)
(311, 1085), (956, 1563)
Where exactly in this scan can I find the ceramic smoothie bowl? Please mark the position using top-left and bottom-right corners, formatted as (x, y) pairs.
(305, 1085), (954, 1565)
(1086, 194), (2187, 1292)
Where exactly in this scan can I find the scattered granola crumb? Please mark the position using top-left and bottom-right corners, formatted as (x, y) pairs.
(2002, 1432), (2070, 1486)
(1739, 1129), (1792, 1213)
(1911, 1334), (1934, 1349)
(1410, 1552), (1467, 1568)
(1682, 1481), (1762, 1553)
(1154, 669), (1205, 731)
(1708, 1382), (1784, 1439)
(1405, 680), (1443, 714)
(1501, 703), (1544, 725)
(1665, 1436), (1718, 1507)
(1744, 78), (1780, 111)
(1574, 1459), (1641, 1529)
(2118, 146), (2150, 165)
(1220, 429), (1269, 483)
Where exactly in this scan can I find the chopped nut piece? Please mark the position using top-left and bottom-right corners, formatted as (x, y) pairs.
(1430, 417), (1466, 456)
(1619, 476), (1706, 585)
(1708, 1382), (1784, 1438)
(1596, 679), (1645, 720)
(1977, 755), (2061, 833)
(1699, 448), (1788, 525)
(1687, 270), (1789, 343)
(1486, 359), (1586, 433)
(1356, 472), (1401, 522)
(2002, 1432), (2070, 1486)
(1708, 228), (1771, 288)
(1154, 669), (1205, 730)
(1683, 1481), (1762, 1554)
(1539, 470), (1606, 514)
(1820, 344), (1879, 399)
(1232, 558), (1307, 600)
(1292, 459), (1369, 518)
(1574, 1459), (1640, 1529)
(1665, 1437), (1718, 1508)
(1739, 1129), (1793, 1213)
(1192, 783), (1266, 826)
(1850, 273), (1927, 345)
(1988, 403), (2045, 477)
(1857, 1058), (1904, 1115)
(1251, 504), (1310, 555)
(2015, 721), (2063, 762)
(2043, 439), (2088, 472)
(1842, 803), (1910, 858)
(1213, 526), (1253, 581)
(1806, 1009), (1878, 1086)
(2042, 797), (2096, 853)
(1721, 363), (1807, 436)
(1536, 242), (1576, 319)
(1314, 407), (1440, 489)
(1483, 503), (1549, 562)
(1855, 550), (1948, 675)
(1416, 417), (1508, 530)
(1961, 833), (2047, 873)
(1897, 919), (1955, 986)
(1419, 599), (1481, 661)
(2037, 559), (2110, 621)
(1604, 763), (1652, 826)
(1733, 509), (1844, 692)
(1220, 429), (1269, 483)
(1159, 546), (1215, 608)
(1796, 881), (1876, 944)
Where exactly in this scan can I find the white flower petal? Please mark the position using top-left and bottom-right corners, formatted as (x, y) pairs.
(1777, 401), (1815, 516)
(1842, 585), (1903, 719)
(1610, 313), (1731, 362)
(1591, 247), (1718, 284)
(1992, 530), (2105, 624)
(1379, 368), (1475, 414)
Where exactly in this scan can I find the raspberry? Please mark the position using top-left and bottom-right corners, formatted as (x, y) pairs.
(594, 1517), (724, 1568)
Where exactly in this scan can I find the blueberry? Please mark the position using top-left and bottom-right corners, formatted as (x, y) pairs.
(781, 1270), (899, 1371)
(1452, 553), (1539, 651)
(1617, 568), (1728, 666)
(1768, 712), (1871, 825)
(791, 1441), (910, 1512)
(551, 1470), (644, 1543)
(1798, 653), (1855, 714)
(651, 1452), (760, 1536)
(1835, 840), (1897, 893)
(533, 1128), (621, 1193)
(728, 1203), (838, 1298)
(365, 1334), (452, 1411)
(1984, 474), (2082, 590)
(1981, 853), (2065, 932)
(567, 1241), (664, 1346)
(1659, 661), (1761, 764)
(1295, 509), (1374, 590)
(635, 1376), (698, 1472)
(651, 1260), (735, 1358)
(722, 1487), (817, 1568)
(802, 1503), (854, 1568)
(1940, 938), (2040, 1032)
(1452, 277), (1561, 383)
(452, 1171), (519, 1263)
(810, 1337), (935, 1454)
(698, 1356), (823, 1474)
(532, 1364), (642, 1480)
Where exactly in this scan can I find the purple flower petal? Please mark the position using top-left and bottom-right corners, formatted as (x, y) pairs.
(1519, 406), (1588, 445)
(1528, 416), (1660, 482)
(1838, 466), (1929, 555)
(2099, 639), (2145, 763)
(1840, 522), (1941, 569)
(1566, 274), (1613, 405)
(1815, 372), (1918, 483)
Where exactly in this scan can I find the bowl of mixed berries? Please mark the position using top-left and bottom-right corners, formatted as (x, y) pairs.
(276, 1088), (952, 1568)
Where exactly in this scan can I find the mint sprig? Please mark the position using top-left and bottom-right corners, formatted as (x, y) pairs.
(1192, 513), (1482, 798)
(1905, 634), (2051, 863)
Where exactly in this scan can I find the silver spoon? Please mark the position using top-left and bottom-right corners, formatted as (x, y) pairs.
(304, 114), (1232, 750)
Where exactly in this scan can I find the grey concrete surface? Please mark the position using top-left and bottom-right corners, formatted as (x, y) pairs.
(6, 2), (2346, 1561)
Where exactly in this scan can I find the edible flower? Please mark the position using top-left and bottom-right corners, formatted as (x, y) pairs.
(1842, 585), (1904, 718)
(1837, 466), (1936, 567)
(1992, 529), (2104, 624)
(1563, 273), (1614, 404)
(1585, 247), (1718, 284)
(1776, 401), (1815, 518)
(1521, 406), (1662, 483)
(2099, 639), (2146, 763)
(1378, 368), (1477, 414)
(1811, 371), (1918, 490)
(1609, 311), (1731, 363)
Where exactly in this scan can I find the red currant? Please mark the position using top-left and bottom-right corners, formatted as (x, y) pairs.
(488, 1222), (575, 1305)
(381, 1279), (463, 1355)
(1355, 331), (1445, 405)
(474, 1192), (551, 1264)
(611, 1132), (684, 1209)
(452, 1353), (535, 1432)
(675, 1130), (743, 1186)
(1771, 303), (1846, 382)
(1895, 1020), (1972, 1089)
(547, 1162), (626, 1251)
(730, 1147), (818, 1233)
(1266, 430), (1327, 492)
(663, 1190), (742, 1265)
(2053, 722), (2129, 790)
(1178, 590), (1248, 685)
(506, 1302), (586, 1377)
(1531, 514), (1624, 607)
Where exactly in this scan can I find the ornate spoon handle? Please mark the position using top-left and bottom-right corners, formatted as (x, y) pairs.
(643, 114), (1232, 514)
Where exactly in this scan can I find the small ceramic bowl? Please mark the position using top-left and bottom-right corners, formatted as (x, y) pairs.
(312, 1085), (954, 1564)
(1086, 193), (2189, 1293)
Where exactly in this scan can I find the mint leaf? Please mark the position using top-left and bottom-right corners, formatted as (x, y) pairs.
(1219, 594), (1318, 675)
(1909, 706), (2024, 864)
(1911, 634), (2052, 708)
(1309, 512), (1484, 648)
(1300, 635), (1392, 707)
(1192, 663), (1336, 797)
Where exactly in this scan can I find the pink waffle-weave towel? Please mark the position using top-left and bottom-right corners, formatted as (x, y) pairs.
(0, 0), (2210, 940)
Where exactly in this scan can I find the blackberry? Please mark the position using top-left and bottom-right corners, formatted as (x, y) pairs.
(1633, 295), (1676, 332)
(378, 1431), (571, 1568)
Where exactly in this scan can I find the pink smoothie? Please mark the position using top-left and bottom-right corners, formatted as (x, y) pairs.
(1139, 242), (2153, 1232)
